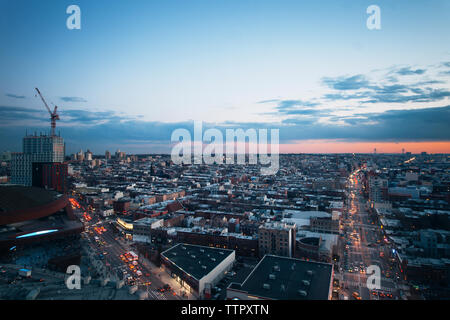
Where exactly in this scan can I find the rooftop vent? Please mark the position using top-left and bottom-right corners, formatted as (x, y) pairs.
(219, 251), (224, 255)
(200, 249), (205, 253)
(302, 280), (310, 286)
(291, 263), (296, 271)
(281, 284), (286, 292)
(172, 252), (177, 256)
(263, 283), (271, 290)
(298, 290), (307, 297)
(306, 270), (313, 276)
(211, 258), (216, 262)
(182, 246), (186, 250)
(269, 274), (276, 280)
(202, 265), (207, 269)
(274, 265), (280, 272)
(191, 255), (196, 259)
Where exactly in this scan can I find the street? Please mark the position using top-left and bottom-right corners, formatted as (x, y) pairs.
(337, 169), (405, 300)
(70, 196), (188, 300)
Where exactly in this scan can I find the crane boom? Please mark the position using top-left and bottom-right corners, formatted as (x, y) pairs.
(35, 87), (60, 136)
(35, 87), (52, 115)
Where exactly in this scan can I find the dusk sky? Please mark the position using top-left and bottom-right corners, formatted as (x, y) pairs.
(1, 0), (450, 154)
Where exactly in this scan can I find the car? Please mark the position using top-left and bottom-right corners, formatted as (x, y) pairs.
(352, 292), (361, 300)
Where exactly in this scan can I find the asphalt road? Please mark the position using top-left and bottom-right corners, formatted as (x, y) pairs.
(338, 171), (404, 300)
(71, 196), (183, 300)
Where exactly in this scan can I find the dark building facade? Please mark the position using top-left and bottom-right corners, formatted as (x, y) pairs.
(32, 162), (68, 193)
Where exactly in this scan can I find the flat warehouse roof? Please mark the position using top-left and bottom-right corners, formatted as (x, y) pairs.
(161, 243), (234, 280)
(233, 255), (333, 300)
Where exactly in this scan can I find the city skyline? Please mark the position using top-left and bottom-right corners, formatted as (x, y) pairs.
(1, 0), (450, 154)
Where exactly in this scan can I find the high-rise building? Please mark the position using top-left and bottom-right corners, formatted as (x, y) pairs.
(105, 150), (111, 160)
(11, 153), (33, 186)
(11, 133), (66, 189)
(115, 149), (126, 160)
(22, 135), (65, 162)
(77, 149), (85, 161)
(258, 222), (297, 258)
(85, 149), (93, 161)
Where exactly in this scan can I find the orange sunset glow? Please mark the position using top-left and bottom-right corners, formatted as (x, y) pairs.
(280, 140), (450, 154)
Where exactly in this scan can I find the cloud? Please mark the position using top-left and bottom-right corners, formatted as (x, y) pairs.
(2, 61), (450, 153)
(0, 105), (47, 123)
(322, 74), (369, 91)
(366, 88), (450, 104)
(257, 99), (280, 104)
(60, 109), (125, 124)
(277, 100), (319, 110)
(275, 105), (450, 143)
(5, 93), (26, 99)
(60, 96), (88, 103)
(0, 105), (138, 126)
(321, 64), (449, 105)
(3, 104), (449, 154)
(394, 67), (426, 76)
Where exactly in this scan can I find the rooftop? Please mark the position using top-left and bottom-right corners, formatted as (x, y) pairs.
(161, 243), (234, 280)
(0, 186), (59, 213)
(229, 254), (333, 300)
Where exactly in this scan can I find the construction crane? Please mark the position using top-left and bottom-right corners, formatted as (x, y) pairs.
(35, 87), (60, 136)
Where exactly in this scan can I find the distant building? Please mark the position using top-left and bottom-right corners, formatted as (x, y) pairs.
(77, 149), (84, 161)
(113, 198), (131, 214)
(309, 216), (339, 234)
(132, 217), (164, 243)
(115, 149), (126, 160)
(368, 176), (388, 203)
(105, 150), (111, 160)
(258, 222), (297, 258)
(85, 149), (93, 161)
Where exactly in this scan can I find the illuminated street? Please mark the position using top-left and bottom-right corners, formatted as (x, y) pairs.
(336, 170), (406, 300)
